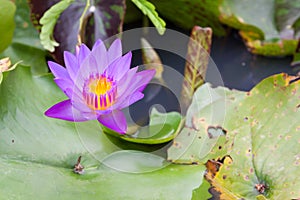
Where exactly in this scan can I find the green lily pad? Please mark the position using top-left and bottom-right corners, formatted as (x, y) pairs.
(219, 0), (300, 56)
(103, 108), (182, 144)
(0, 66), (206, 199)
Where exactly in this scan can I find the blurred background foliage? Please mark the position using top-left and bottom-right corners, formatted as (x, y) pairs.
(1, 0), (300, 65)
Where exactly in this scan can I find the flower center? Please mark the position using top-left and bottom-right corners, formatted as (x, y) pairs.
(83, 75), (116, 110)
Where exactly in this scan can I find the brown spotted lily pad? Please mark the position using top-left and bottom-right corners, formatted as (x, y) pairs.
(169, 74), (300, 199)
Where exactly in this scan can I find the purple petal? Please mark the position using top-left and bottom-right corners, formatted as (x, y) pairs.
(117, 69), (155, 101)
(92, 39), (105, 50)
(108, 39), (122, 63)
(54, 78), (74, 98)
(117, 67), (138, 96)
(78, 44), (91, 64)
(117, 91), (144, 110)
(74, 54), (98, 88)
(91, 39), (108, 73)
(62, 88), (92, 113)
(54, 78), (92, 113)
(104, 52), (132, 81)
(45, 100), (97, 122)
(48, 61), (70, 80)
(64, 51), (79, 80)
(98, 110), (127, 134)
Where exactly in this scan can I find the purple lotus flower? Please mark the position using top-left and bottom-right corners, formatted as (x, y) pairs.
(45, 39), (155, 133)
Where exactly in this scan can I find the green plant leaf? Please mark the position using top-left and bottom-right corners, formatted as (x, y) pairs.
(181, 26), (212, 113)
(39, 0), (74, 52)
(103, 108), (182, 144)
(0, 66), (205, 199)
(150, 0), (226, 36)
(0, 0), (15, 53)
(0, 0), (48, 75)
(131, 0), (166, 35)
(219, 0), (300, 56)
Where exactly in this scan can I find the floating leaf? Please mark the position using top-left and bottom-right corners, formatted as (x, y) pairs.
(239, 31), (298, 56)
(181, 26), (212, 113)
(207, 74), (300, 199)
(219, 0), (300, 56)
(150, 0), (226, 36)
(104, 108), (182, 144)
(0, 66), (206, 199)
(29, 0), (126, 64)
(131, 0), (166, 35)
(39, 0), (74, 52)
(0, 0), (15, 53)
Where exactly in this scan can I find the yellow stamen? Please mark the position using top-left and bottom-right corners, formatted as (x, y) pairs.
(88, 77), (112, 95)
(83, 75), (116, 110)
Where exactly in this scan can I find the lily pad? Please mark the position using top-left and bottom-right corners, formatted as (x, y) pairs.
(103, 108), (182, 144)
(0, 66), (206, 199)
(219, 0), (300, 56)
(207, 74), (300, 199)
